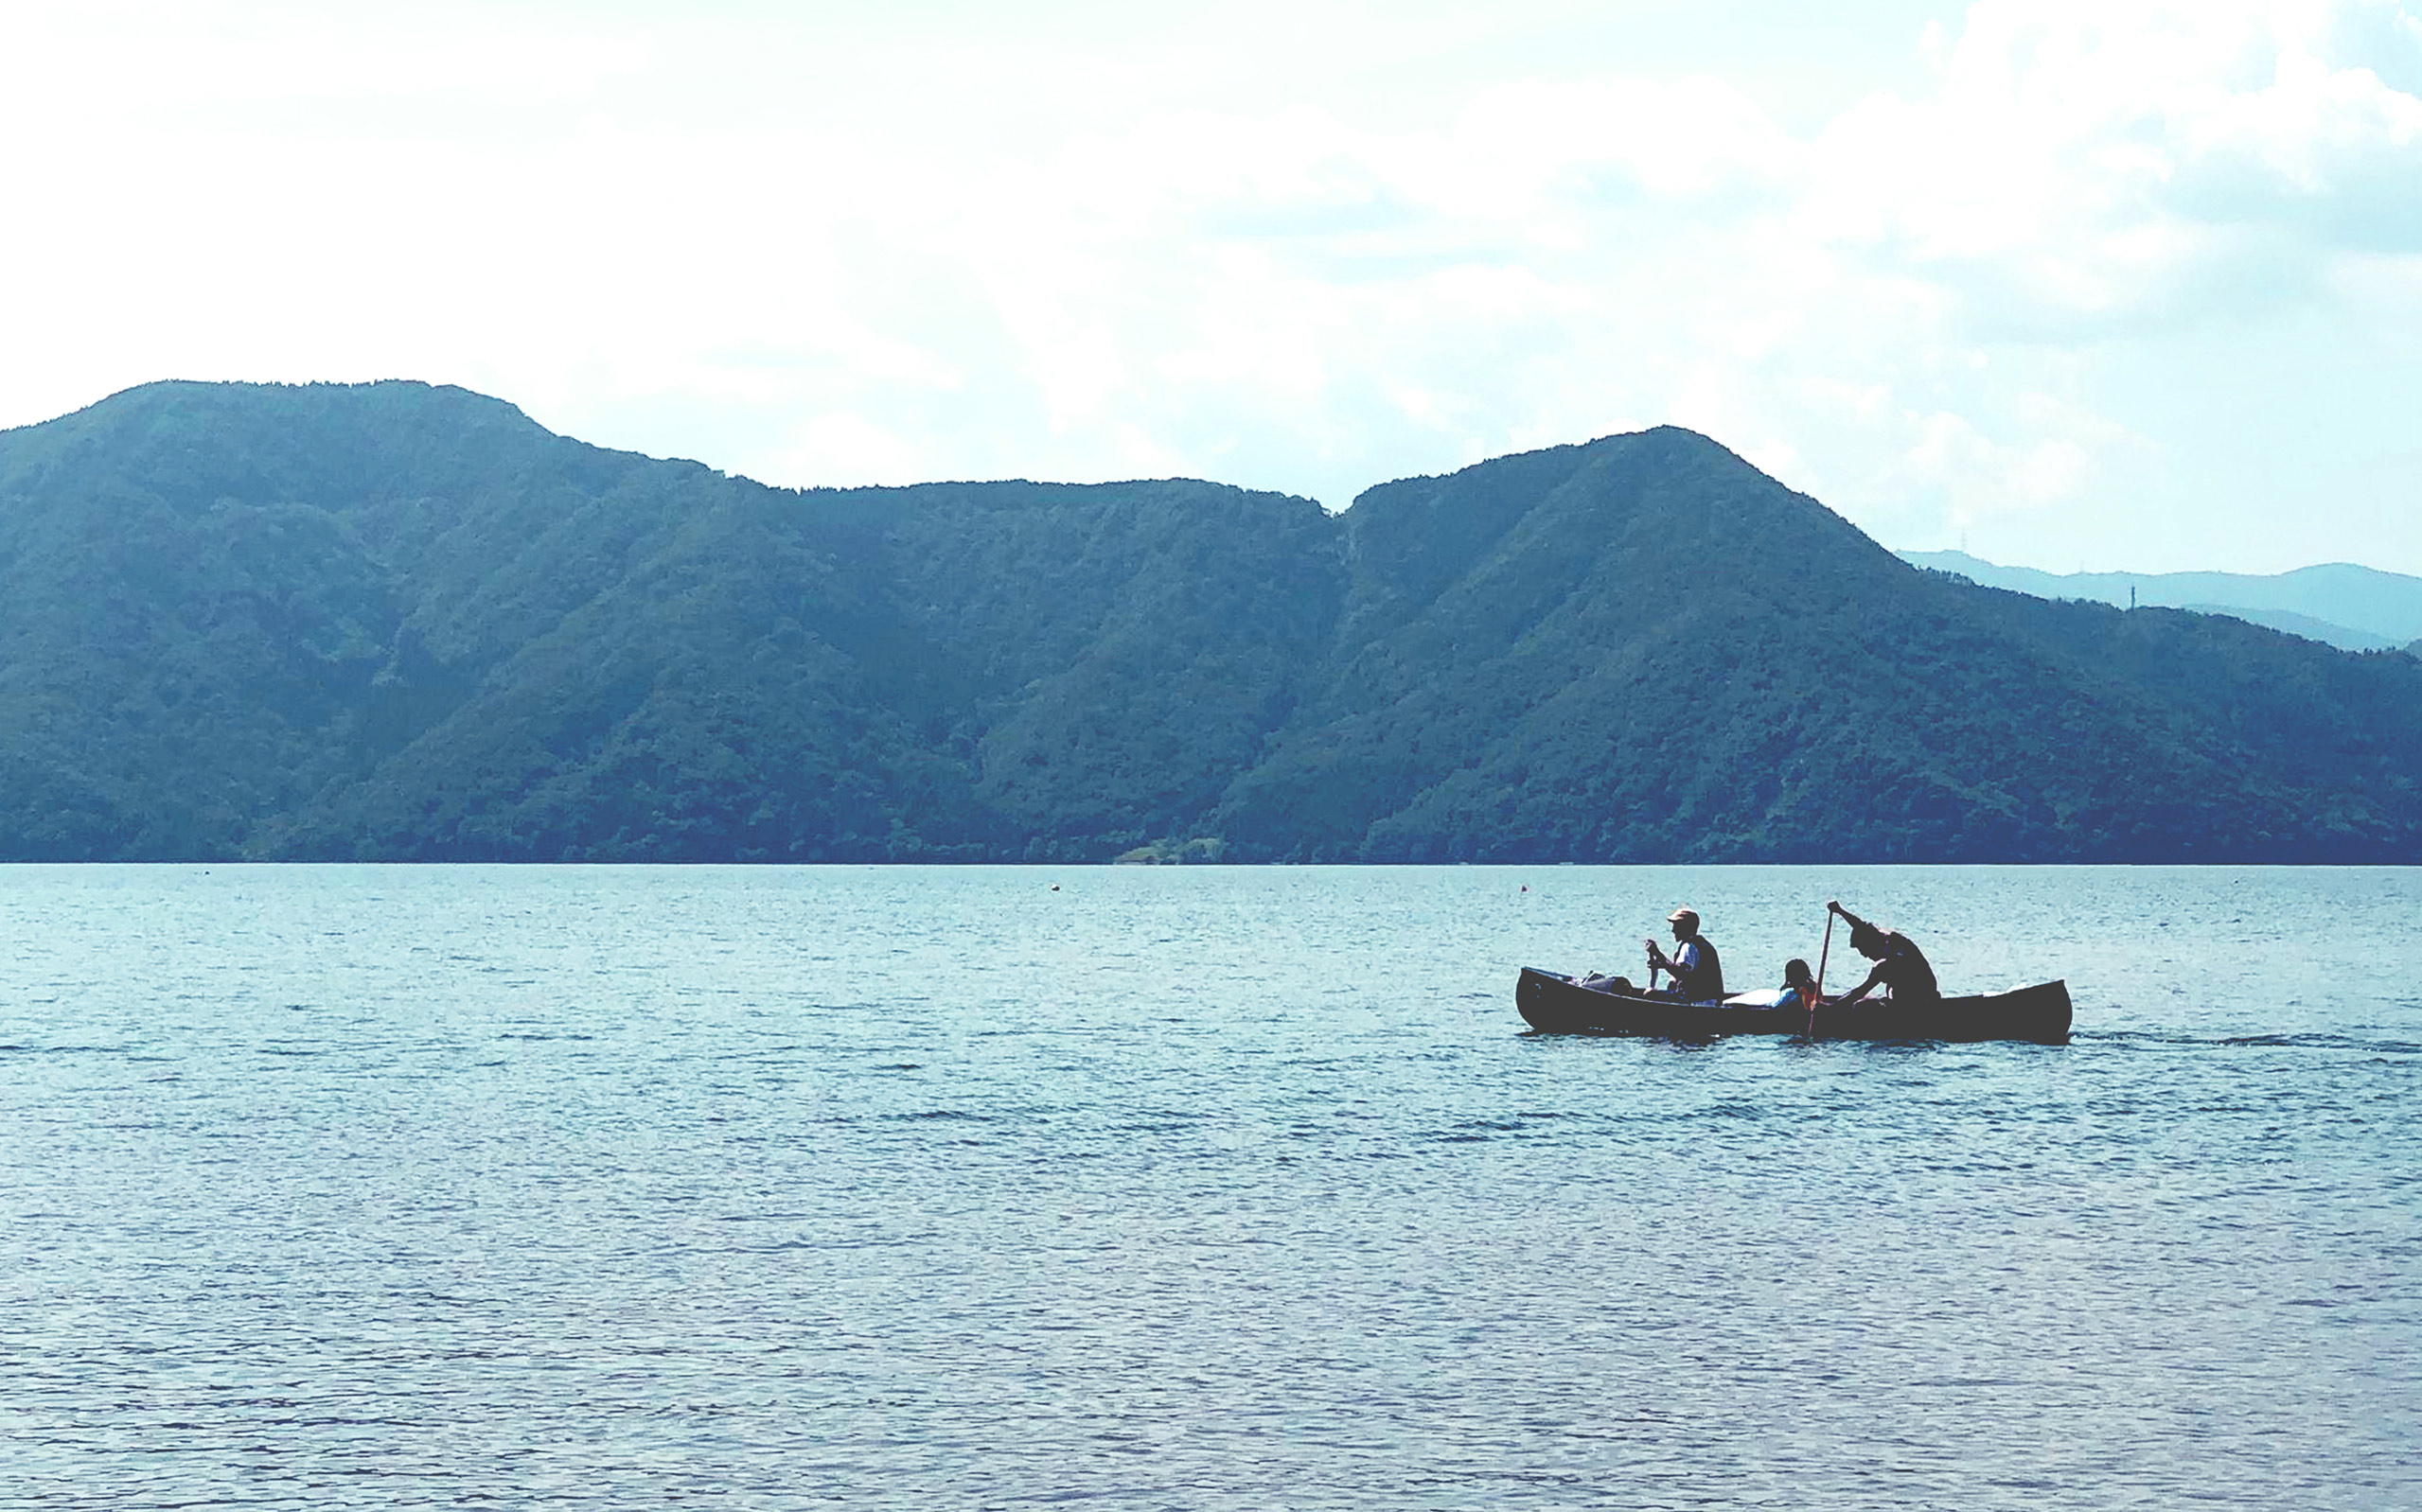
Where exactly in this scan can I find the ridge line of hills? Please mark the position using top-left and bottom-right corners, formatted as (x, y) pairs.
(1898, 550), (2422, 653)
(3, 378), (2418, 864)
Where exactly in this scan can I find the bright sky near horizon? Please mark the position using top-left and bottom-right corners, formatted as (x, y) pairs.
(4, 0), (2419, 574)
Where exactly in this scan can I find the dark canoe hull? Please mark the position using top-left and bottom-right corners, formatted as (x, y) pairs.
(1516, 968), (2072, 1044)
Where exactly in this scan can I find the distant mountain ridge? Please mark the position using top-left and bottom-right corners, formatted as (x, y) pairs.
(4, 379), (2420, 862)
(1898, 550), (2422, 652)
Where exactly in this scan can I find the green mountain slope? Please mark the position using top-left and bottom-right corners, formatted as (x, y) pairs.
(3, 379), (2417, 861)
(0, 381), (1339, 861)
(1222, 433), (2422, 860)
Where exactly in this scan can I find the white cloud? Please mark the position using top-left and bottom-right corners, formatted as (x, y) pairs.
(4, 1), (2421, 571)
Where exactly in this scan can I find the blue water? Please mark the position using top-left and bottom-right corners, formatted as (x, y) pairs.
(2, 865), (2415, 1508)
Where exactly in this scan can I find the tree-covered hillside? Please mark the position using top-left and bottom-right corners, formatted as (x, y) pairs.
(2, 379), (2416, 861)
(1214, 433), (2422, 860)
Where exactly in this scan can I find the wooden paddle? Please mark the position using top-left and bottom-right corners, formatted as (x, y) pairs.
(1810, 907), (1834, 1037)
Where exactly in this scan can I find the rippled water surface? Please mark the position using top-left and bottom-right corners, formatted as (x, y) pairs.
(3, 864), (2416, 1509)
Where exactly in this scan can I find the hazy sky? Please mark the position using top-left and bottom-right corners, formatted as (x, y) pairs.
(6, 0), (2419, 573)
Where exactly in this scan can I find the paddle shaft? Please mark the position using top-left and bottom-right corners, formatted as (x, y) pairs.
(1811, 909), (1834, 1036)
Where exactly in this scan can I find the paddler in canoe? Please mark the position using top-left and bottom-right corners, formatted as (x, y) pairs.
(1824, 900), (1939, 1009)
(1577, 906), (1728, 1000)
(1644, 906), (1724, 999)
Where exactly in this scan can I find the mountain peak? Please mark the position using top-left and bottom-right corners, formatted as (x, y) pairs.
(57, 378), (539, 434)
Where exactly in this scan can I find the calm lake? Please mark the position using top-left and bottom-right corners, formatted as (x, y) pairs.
(2, 864), (2415, 1508)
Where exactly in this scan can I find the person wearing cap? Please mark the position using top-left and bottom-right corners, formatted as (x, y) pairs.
(1645, 907), (1724, 1001)
(1825, 900), (1939, 1008)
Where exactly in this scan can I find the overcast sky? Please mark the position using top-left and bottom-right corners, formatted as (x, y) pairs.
(5, 0), (2419, 573)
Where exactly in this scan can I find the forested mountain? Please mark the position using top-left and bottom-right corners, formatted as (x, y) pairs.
(3, 380), (2418, 862)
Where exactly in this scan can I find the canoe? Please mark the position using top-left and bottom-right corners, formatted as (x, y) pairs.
(1515, 968), (2072, 1044)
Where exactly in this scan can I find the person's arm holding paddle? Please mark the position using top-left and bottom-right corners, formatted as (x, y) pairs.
(1645, 935), (1695, 991)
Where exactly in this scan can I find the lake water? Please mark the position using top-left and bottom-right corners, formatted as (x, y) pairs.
(2, 864), (2415, 1509)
